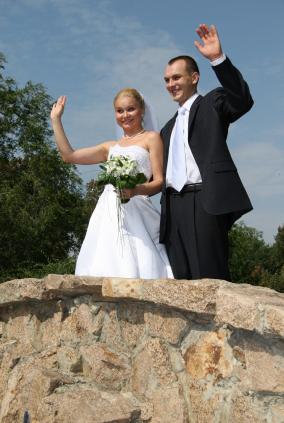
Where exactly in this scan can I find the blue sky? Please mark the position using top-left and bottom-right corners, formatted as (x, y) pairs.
(1, 0), (284, 243)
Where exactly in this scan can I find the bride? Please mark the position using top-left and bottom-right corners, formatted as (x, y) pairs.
(50, 88), (173, 279)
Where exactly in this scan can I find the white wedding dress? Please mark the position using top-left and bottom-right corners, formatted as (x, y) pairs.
(75, 144), (173, 279)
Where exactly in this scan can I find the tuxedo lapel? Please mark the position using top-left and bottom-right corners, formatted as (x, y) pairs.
(163, 113), (177, 160)
(188, 95), (202, 140)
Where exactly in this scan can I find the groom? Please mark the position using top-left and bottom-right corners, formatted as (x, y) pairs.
(159, 24), (253, 281)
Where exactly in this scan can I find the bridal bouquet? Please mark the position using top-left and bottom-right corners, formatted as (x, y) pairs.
(97, 155), (147, 203)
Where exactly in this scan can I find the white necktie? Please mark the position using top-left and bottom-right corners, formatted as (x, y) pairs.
(170, 107), (187, 191)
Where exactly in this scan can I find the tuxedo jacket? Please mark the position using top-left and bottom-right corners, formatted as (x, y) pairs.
(159, 57), (254, 243)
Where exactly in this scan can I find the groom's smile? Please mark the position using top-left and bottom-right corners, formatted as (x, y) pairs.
(164, 59), (199, 106)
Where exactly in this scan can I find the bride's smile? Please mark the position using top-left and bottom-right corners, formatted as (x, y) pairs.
(114, 95), (144, 136)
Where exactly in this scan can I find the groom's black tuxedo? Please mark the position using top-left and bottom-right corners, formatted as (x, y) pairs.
(160, 57), (253, 279)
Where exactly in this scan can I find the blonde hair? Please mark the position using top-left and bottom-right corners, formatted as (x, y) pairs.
(113, 88), (145, 112)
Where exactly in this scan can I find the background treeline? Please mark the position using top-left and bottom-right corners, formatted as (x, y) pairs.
(0, 54), (283, 292)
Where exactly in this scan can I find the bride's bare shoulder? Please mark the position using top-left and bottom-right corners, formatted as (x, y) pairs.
(145, 130), (159, 136)
(103, 140), (117, 149)
(144, 130), (162, 144)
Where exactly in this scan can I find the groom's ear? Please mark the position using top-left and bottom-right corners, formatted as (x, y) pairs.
(191, 72), (199, 85)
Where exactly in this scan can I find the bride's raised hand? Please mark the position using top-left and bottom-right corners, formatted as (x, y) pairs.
(194, 24), (223, 62)
(50, 95), (67, 121)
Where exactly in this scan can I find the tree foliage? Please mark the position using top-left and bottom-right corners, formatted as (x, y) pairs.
(270, 225), (284, 272)
(229, 222), (284, 292)
(0, 53), (93, 281)
(229, 222), (270, 283)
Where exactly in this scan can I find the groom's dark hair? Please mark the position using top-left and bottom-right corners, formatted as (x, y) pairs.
(168, 55), (200, 76)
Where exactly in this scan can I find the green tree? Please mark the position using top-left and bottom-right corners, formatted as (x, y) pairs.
(259, 266), (284, 293)
(0, 53), (88, 281)
(229, 222), (284, 292)
(270, 225), (284, 272)
(229, 222), (271, 284)
(259, 225), (284, 293)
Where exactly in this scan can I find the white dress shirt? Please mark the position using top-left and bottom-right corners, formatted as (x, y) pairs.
(166, 93), (202, 187)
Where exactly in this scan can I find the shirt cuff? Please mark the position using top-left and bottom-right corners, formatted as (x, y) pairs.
(210, 53), (226, 67)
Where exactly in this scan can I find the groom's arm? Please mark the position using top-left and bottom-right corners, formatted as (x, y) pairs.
(211, 57), (254, 121)
(194, 23), (253, 121)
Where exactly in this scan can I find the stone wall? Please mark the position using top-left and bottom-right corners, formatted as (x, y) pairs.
(0, 275), (283, 423)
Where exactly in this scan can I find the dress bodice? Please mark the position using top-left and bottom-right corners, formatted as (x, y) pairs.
(108, 144), (152, 181)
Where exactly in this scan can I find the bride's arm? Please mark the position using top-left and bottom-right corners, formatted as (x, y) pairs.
(123, 132), (163, 198)
(50, 96), (112, 164)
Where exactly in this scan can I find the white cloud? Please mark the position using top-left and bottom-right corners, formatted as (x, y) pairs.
(1, 0), (181, 161)
(246, 56), (284, 78)
(232, 141), (284, 243)
(233, 142), (284, 199)
(243, 208), (283, 244)
(39, 0), (181, 146)
(2, 0), (183, 130)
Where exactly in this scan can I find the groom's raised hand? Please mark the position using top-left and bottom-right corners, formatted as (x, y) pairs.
(194, 24), (223, 62)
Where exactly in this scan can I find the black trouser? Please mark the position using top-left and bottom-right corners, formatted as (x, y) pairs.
(165, 186), (231, 281)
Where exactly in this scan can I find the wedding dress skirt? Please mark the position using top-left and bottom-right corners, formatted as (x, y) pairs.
(75, 145), (173, 279)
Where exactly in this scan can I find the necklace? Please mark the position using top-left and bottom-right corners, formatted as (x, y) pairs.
(123, 129), (145, 140)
